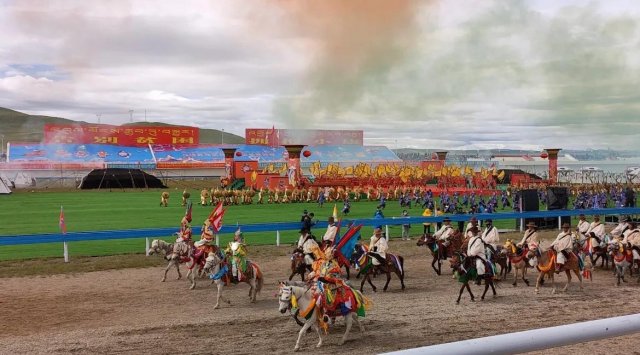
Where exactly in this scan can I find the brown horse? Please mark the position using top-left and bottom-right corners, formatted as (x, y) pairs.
(503, 240), (531, 287)
(352, 244), (405, 292)
(289, 250), (311, 281)
(449, 253), (497, 304)
(529, 247), (583, 294)
(416, 230), (463, 275)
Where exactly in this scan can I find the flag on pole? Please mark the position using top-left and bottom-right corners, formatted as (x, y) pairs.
(334, 223), (363, 267)
(59, 206), (67, 234)
(332, 204), (338, 219)
(208, 202), (226, 233)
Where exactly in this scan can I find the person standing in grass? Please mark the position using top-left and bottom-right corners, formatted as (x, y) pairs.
(401, 210), (411, 240)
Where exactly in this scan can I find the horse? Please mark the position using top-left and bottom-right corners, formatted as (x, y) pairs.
(203, 252), (264, 309)
(148, 239), (201, 289)
(503, 240), (531, 287)
(449, 253), (497, 304)
(608, 242), (633, 286)
(351, 244), (405, 292)
(289, 251), (310, 281)
(277, 283), (365, 351)
(416, 230), (463, 275)
(576, 232), (609, 269)
(488, 245), (510, 281)
(528, 246), (583, 294)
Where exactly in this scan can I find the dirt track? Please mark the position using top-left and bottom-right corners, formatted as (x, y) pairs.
(2, 234), (640, 355)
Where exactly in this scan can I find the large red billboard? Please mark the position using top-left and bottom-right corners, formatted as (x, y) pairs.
(245, 128), (363, 146)
(44, 124), (199, 146)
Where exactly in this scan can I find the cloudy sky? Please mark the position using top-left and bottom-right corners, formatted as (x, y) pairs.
(1, 0), (640, 150)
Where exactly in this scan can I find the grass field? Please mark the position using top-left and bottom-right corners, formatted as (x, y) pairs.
(0, 189), (564, 261)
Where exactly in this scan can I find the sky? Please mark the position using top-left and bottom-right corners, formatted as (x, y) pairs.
(1, 0), (640, 150)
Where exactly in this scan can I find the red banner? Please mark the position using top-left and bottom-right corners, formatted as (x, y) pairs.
(245, 128), (363, 146)
(44, 124), (199, 147)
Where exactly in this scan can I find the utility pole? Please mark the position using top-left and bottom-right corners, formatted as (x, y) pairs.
(96, 113), (102, 124)
(129, 109), (134, 123)
(144, 109), (147, 122)
(221, 129), (224, 144)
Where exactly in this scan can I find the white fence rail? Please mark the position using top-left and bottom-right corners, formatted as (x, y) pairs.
(382, 313), (640, 355)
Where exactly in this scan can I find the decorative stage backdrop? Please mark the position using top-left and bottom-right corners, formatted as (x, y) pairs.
(43, 124), (199, 146)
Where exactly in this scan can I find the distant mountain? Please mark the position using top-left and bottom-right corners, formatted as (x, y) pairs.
(0, 107), (244, 144)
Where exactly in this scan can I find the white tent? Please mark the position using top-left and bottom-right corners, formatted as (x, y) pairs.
(0, 177), (11, 194)
(13, 172), (34, 187)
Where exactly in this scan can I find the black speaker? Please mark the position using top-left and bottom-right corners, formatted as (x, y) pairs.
(520, 189), (539, 212)
(547, 186), (569, 210)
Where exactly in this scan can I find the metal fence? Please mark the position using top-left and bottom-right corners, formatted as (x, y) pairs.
(382, 313), (640, 355)
(1, 207), (639, 261)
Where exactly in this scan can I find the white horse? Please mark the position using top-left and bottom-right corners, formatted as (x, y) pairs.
(148, 239), (198, 289)
(203, 252), (263, 309)
(277, 283), (365, 352)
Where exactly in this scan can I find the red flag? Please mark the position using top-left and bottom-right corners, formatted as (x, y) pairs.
(208, 202), (226, 233)
(59, 206), (67, 234)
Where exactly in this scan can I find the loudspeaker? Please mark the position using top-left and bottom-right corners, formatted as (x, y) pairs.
(519, 189), (539, 212)
(547, 186), (569, 210)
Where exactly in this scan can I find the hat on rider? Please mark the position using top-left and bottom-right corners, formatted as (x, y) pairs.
(443, 217), (451, 223)
(469, 226), (479, 234)
(470, 216), (478, 223)
(486, 219), (493, 224)
(526, 221), (537, 228)
(622, 216), (631, 222)
(562, 222), (571, 229)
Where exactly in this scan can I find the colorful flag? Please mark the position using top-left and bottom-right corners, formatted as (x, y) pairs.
(332, 204), (338, 219)
(59, 206), (67, 234)
(334, 224), (363, 267)
(208, 202), (226, 233)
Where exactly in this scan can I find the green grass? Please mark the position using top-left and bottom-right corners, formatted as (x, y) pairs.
(0, 189), (566, 261)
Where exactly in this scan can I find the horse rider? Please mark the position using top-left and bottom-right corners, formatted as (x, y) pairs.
(576, 214), (590, 239)
(465, 217), (479, 238)
(226, 228), (248, 283)
(321, 216), (338, 250)
(481, 219), (499, 260)
(297, 228), (320, 268)
(176, 201), (193, 244)
(466, 226), (487, 282)
(550, 223), (574, 273)
(623, 221), (640, 263)
(610, 216), (632, 241)
(586, 214), (606, 253)
(517, 221), (539, 250)
(368, 227), (388, 267)
(434, 217), (455, 256)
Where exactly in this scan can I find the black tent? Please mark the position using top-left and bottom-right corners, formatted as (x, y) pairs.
(79, 168), (166, 189)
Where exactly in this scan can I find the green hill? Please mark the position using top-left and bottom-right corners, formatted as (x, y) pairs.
(0, 107), (244, 144)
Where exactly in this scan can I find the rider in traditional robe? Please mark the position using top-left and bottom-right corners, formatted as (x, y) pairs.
(481, 219), (499, 260)
(517, 222), (539, 250)
(576, 214), (590, 239)
(176, 200), (193, 244)
(586, 214), (606, 253)
(297, 228), (321, 267)
(550, 223), (574, 273)
(321, 217), (338, 250)
(434, 217), (454, 256)
(368, 227), (388, 266)
(623, 222), (640, 262)
(226, 228), (248, 283)
(610, 216), (631, 240)
(465, 217), (479, 239)
(466, 226), (487, 278)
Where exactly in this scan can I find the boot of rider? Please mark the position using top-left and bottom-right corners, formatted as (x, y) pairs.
(232, 263), (239, 284)
(555, 263), (564, 274)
